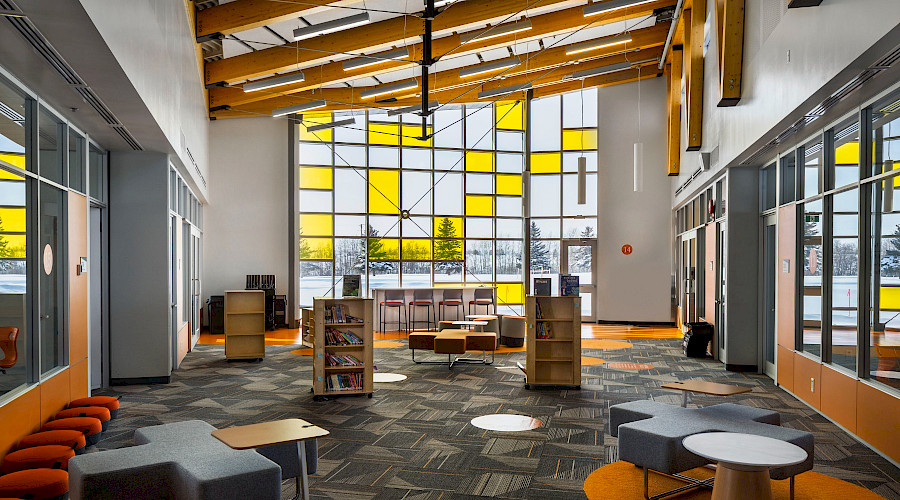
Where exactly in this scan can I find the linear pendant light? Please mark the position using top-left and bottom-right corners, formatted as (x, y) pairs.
(306, 117), (356, 132)
(459, 57), (521, 79)
(387, 101), (440, 117)
(566, 33), (632, 55)
(460, 20), (532, 44)
(568, 58), (657, 79)
(584, 0), (655, 17)
(243, 72), (306, 93)
(360, 79), (418, 99)
(0, 9), (25, 17)
(272, 100), (326, 117)
(477, 83), (532, 100)
(342, 48), (410, 72)
(293, 12), (370, 41)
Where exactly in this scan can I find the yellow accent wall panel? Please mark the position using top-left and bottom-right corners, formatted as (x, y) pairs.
(497, 282), (524, 305)
(299, 166), (333, 190)
(531, 153), (561, 173)
(299, 112), (334, 142)
(369, 123), (400, 146)
(434, 217), (463, 238)
(402, 238), (433, 260)
(0, 207), (26, 232)
(299, 214), (333, 236)
(834, 141), (858, 165)
(879, 286), (900, 310)
(368, 169), (400, 214)
(466, 151), (494, 172)
(562, 129), (598, 151)
(368, 237), (399, 260)
(465, 195), (494, 216)
(496, 174), (522, 195)
(401, 124), (433, 147)
(299, 237), (333, 259)
(0, 153), (25, 171)
(0, 234), (25, 258)
(496, 101), (525, 130)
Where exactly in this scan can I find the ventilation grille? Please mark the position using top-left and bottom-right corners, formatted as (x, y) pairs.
(0, 100), (24, 123)
(0, 0), (142, 150)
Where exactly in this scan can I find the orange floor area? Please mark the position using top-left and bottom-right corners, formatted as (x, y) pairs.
(197, 323), (682, 346)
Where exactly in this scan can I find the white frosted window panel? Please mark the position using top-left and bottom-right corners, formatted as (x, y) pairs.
(299, 143), (332, 165)
(497, 153), (523, 173)
(335, 215), (367, 236)
(563, 152), (597, 172)
(466, 217), (494, 238)
(562, 87), (597, 128)
(402, 148), (432, 170)
(530, 95), (560, 151)
(530, 174), (561, 216)
(497, 131), (523, 152)
(299, 189), (332, 212)
(434, 172), (463, 215)
(563, 218), (598, 239)
(466, 173), (493, 194)
(369, 146), (399, 168)
(531, 218), (560, 238)
(402, 216), (432, 237)
(464, 105), (494, 150)
(334, 145), (365, 167)
(401, 170), (433, 214)
(497, 218), (523, 238)
(369, 215), (400, 237)
(334, 168), (366, 213)
(563, 173), (597, 216)
(334, 111), (366, 143)
(435, 149), (463, 171)
(496, 196), (522, 217)
(433, 107), (463, 149)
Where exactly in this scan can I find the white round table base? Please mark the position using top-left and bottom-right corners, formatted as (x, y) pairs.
(712, 464), (772, 500)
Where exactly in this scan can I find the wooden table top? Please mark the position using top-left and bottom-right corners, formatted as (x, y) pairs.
(211, 418), (330, 450)
(660, 380), (752, 396)
(453, 320), (488, 326)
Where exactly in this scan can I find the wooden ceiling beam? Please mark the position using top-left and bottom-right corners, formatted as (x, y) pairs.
(531, 68), (659, 98)
(666, 49), (683, 175)
(210, 22), (670, 109)
(682, 2), (704, 152)
(204, 0), (675, 85)
(196, 0), (345, 39)
(715, 0), (744, 106)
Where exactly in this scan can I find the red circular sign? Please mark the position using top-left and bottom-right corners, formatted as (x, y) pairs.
(621, 244), (633, 255)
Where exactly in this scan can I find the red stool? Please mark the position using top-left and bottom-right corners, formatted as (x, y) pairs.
(41, 417), (102, 447)
(55, 406), (111, 432)
(1, 445), (74, 474)
(17, 430), (86, 455)
(69, 396), (120, 419)
(0, 468), (68, 500)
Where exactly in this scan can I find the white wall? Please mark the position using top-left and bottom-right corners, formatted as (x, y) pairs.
(596, 77), (673, 322)
(203, 118), (290, 307)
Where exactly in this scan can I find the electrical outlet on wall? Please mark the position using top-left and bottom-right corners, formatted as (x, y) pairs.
(787, 50), (791, 63)
(810, 378), (815, 392)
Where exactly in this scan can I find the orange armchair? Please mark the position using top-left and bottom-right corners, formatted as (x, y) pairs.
(0, 326), (18, 374)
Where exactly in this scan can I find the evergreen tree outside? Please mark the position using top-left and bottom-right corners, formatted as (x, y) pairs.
(434, 217), (463, 275)
(529, 221), (551, 271)
(571, 226), (595, 273)
(367, 224), (397, 275)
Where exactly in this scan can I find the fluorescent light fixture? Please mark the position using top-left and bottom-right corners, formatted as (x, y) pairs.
(577, 157), (587, 205)
(568, 58), (657, 79)
(459, 57), (521, 79)
(477, 83), (532, 100)
(0, 9), (25, 17)
(387, 101), (439, 117)
(271, 100), (326, 117)
(633, 143), (643, 192)
(306, 117), (356, 132)
(293, 12), (370, 41)
(460, 20), (532, 44)
(584, 0), (656, 17)
(243, 72), (306, 92)
(342, 48), (410, 72)
(360, 79), (418, 99)
(565, 33), (632, 55)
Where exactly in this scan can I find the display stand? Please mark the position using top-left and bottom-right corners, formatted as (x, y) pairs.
(224, 290), (266, 360)
(312, 297), (373, 400)
(525, 295), (581, 388)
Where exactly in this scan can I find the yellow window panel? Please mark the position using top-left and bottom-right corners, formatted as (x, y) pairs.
(465, 195), (494, 216)
(401, 124), (433, 147)
(368, 169), (400, 214)
(369, 122), (400, 146)
(299, 112), (334, 142)
(834, 141), (858, 165)
(0, 234), (25, 258)
(0, 153), (25, 173)
(299, 166), (333, 190)
(433, 238), (463, 261)
(497, 282), (524, 305)
(402, 238), (433, 260)
(0, 207), (26, 232)
(562, 129), (598, 151)
(299, 214), (333, 237)
(368, 237), (399, 260)
(299, 237), (333, 259)
(496, 101), (525, 131)
(496, 174), (522, 196)
(880, 286), (900, 310)
(466, 151), (494, 172)
(531, 153), (561, 173)
(434, 217), (463, 238)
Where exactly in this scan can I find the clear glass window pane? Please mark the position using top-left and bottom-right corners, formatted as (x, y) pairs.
(497, 153), (523, 173)
(464, 105), (493, 150)
(563, 218), (597, 238)
(497, 218), (522, 238)
(299, 189), (332, 213)
(780, 153), (796, 205)
(435, 149), (463, 171)
(562, 173), (597, 217)
(402, 148), (431, 170)
(38, 107), (64, 185)
(334, 110), (366, 143)
(299, 142), (332, 165)
(496, 196), (522, 217)
(401, 170), (432, 214)
(761, 163), (776, 211)
(465, 240), (493, 282)
(531, 218), (560, 238)
(530, 95), (561, 152)
(334, 168), (365, 213)
(334, 145), (365, 167)
(803, 139), (823, 198)
(368, 215), (400, 238)
(433, 107), (463, 149)
(466, 217), (493, 238)
(402, 261), (431, 287)
(434, 172), (463, 215)
(496, 239), (523, 280)
(335, 215), (366, 236)
(89, 145), (104, 201)
(369, 146), (399, 169)
(299, 261), (333, 305)
(831, 188), (858, 371)
(402, 216), (432, 237)
(562, 87), (597, 128)
(334, 238), (367, 289)
(465, 173), (493, 194)
(39, 183), (65, 374)
(0, 169), (27, 395)
(496, 131), (523, 152)
(802, 199), (823, 357)
(530, 174), (561, 216)
(833, 119), (860, 188)
(68, 130), (85, 193)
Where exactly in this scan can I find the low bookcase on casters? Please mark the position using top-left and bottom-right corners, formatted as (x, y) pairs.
(524, 295), (581, 389)
(311, 297), (374, 401)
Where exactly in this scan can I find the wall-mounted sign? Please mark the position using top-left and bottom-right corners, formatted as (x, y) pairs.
(622, 244), (633, 255)
(783, 259), (790, 273)
(42, 244), (53, 275)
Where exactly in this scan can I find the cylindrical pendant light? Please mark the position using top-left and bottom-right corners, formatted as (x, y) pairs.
(577, 157), (587, 204)
(885, 160), (895, 213)
(633, 143), (644, 192)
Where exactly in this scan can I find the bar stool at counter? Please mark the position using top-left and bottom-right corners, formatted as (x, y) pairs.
(468, 288), (494, 316)
(408, 289), (436, 331)
(439, 289), (464, 322)
(380, 289), (408, 333)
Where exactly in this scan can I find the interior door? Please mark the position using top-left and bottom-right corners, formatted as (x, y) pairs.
(680, 230), (698, 326)
(717, 222), (727, 359)
(763, 215), (777, 378)
(89, 206), (102, 388)
(191, 228), (201, 344)
(560, 238), (597, 322)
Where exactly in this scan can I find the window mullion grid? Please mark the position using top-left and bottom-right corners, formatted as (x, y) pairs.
(822, 129), (835, 364)
(858, 106), (873, 379)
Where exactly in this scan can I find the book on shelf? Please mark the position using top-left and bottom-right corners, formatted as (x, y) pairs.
(325, 373), (363, 391)
(560, 275), (580, 296)
(324, 352), (363, 367)
(342, 275), (361, 297)
(536, 320), (553, 339)
(324, 327), (363, 346)
(324, 304), (363, 324)
(533, 277), (552, 296)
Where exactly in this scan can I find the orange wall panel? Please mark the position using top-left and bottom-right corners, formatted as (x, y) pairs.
(857, 382), (900, 462)
(777, 205), (796, 349)
(820, 365), (857, 433)
(39, 369), (70, 423)
(704, 224), (716, 327)
(0, 386), (40, 456)
(793, 353), (821, 410)
(777, 346), (794, 392)
(68, 193), (88, 364)
(69, 359), (89, 401)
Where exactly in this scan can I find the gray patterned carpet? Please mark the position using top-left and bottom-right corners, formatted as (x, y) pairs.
(93, 338), (900, 499)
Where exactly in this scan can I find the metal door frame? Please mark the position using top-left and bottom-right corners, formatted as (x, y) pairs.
(560, 238), (598, 322)
(761, 214), (777, 378)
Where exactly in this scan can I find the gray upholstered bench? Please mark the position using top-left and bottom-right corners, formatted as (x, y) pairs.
(68, 420), (318, 500)
(609, 401), (813, 500)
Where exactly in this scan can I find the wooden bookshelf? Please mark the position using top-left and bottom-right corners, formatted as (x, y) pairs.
(300, 307), (314, 348)
(525, 295), (581, 389)
(224, 290), (266, 360)
(312, 297), (373, 400)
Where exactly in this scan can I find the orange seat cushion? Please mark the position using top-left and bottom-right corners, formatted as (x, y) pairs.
(69, 396), (119, 412)
(41, 417), (102, 436)
(0, 469), (68, 498)
(1, 445), (75, 474)
(55, 406), (110, 423)
(17, 430), (86, 452)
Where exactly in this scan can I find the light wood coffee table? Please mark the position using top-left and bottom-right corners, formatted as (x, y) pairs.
(212, 418), (329, 500)
(661, 380), (752, 407)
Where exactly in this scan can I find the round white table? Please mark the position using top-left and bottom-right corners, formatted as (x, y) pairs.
(452, 320), (488, 331)
(682, 432), (807, 500)
(465, 314), (497, 320)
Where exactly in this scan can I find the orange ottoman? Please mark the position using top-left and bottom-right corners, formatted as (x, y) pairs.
(55, 406), (111, 432)
(1, 445), (75, 474)
(41, 417), (102, 447)
(0, 468), (68, 500)
(18, 430), (86, 455)
(69, 396), (120, 419)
